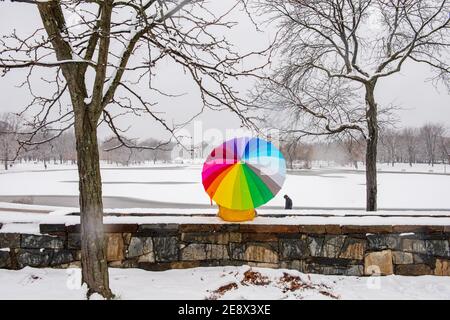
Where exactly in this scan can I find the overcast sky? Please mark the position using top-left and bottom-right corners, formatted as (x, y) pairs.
(0, 1), (448, 142)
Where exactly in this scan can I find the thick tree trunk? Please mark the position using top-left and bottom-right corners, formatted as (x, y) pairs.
(365, 82), (378, 211)
(74, 111), (113, 299)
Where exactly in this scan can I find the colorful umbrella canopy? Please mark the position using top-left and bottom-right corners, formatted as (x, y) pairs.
(202, 137), (286, 210)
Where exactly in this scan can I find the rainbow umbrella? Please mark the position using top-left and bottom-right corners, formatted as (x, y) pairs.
(202, 137), (286, 210)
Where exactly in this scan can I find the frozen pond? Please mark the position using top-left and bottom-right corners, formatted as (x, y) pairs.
(0, 163), (449, 210)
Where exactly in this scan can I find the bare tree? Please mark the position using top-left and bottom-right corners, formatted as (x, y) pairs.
(420, 123), (446, 166)
(380, 128), (399, 166)
(400, 127), (418, 166)
(280, 135), (300, 169)
(0, 0), (266, 298)
(52, 131), (76, 164)
(101, 136), (136, 166)
(339, 134), (365, 169)
(0, 113), (21, 170)
(139, 138), (174, 164)
(251, 0), (449, 210)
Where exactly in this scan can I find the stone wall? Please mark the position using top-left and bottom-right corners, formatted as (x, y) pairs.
(0, 223), (449, 276)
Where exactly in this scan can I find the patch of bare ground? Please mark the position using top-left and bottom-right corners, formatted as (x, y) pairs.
(207, 282), (239, 300)
(278, 272), (339, 299)
(240, 269), (271, 286)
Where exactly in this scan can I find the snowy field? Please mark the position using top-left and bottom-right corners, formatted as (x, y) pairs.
(0, 266), (449, 300)
(0, 162), (449, 210)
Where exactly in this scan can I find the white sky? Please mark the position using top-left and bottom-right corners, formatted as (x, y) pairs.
(0, 1), (448, 142)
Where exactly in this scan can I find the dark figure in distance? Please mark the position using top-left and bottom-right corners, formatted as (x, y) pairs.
(284, 194), (293, 210)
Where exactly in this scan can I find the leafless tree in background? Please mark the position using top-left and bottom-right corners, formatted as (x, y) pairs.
(0, 113), (21, 170)
(400, 128), (419, 167)
(380, 128), (399, 166)
(339, 134), (365, 169)
(52, 131), (76, 164)
(420, 123), (446, 166)
(0, 0), (267, 298)
(251, 0), (449, 211)
(280, 135), (313, 169)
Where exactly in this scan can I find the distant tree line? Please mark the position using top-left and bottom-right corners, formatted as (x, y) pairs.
(281, 123), (449, 169)
(0, 113), (174, 170)
(2, 112), (448, 171)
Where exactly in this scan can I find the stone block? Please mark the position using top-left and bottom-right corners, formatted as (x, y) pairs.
(247, 262), (279, 269)
(229, 242), (246, 260)
(153, 236), (179, 262)
(308, 236), (324, 257)
(181, 243), (229, 261)
(401, 239), (449, 256)
(105, 224), (138, 233)
(0, 233), (20, 248)
(342, 225), (393, 234)
(0, 251), (10, 268)
(207, 244), (229, 260)
(137, 224), (179, 236)
(392, 226), (426, 233)
(395, 264), (433, 276)
(367, 234), (400, 250)
(68, 233), (81, 249)
(435, 259), (450, 276)
(305, 261), (363, 276)
(17, 249), (51, 268)
(127, 236), (155, 263)
(122, 233), (132, 246)
(322, 265), (363, 276)
(179, 224), (222, 233)
(181, 243), (207, 261)
(21, 234), (65, 249)
(240, 225), (299, 233)
(322, 235), (346, 258)
(106, 233), (124, 262)
(137, 252), (155, 263)
(50, 250), (74, 266)
(412, 253), (435, 266)
(344, 265), (364, 276)
(242, 233), (278, 242)
(298, 225), (326, 234)
(39, 224), (66, 234)
(66, 225), (81, 233)
(364, 250), (393, 275)
(138, 223), (179, 232)
(181, 232), (240, 244)
(279, 238), (309, 260)
(401, 239), (427, 253)
(426, 240), (450, 257)
(325, 225), (342, 234)
(339, 238), (366, 260)
(279, 260), (306, 272)
(244, 245), (278, 263)
(392, 251), (413, 265)
(220, 224), (241, 232)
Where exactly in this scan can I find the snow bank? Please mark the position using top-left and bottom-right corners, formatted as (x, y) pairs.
(0, 266), (449, 300)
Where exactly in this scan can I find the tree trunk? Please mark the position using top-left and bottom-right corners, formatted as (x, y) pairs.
(365, 82), (378, 211)
(4, 160), (7, 171)
(74, 111), (113, 299)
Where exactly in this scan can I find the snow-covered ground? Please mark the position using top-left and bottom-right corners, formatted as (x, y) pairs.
(0, 266), (449, 300)
(1, 162), (450, 210)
